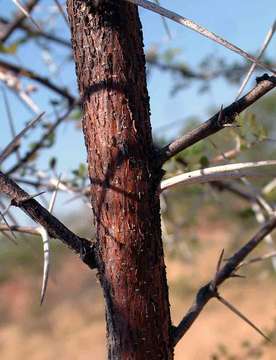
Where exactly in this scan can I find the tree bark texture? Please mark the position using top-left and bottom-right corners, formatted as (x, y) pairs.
(67, 1), (173, 359)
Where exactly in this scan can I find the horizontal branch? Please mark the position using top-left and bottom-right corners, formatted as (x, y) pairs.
(0, 171), (96, 269)
(0, 59), (76, 103)
(160, 160), (276, 192)
(0, 223), (38, 235)
(172, 215), (276, 346)
(159, 74), (276, 164)
(0, 16), (71, 48)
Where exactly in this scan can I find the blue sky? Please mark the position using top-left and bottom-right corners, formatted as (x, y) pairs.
(0, 0), (275, 175)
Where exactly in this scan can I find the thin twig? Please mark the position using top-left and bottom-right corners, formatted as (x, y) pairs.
(0, 0), (39, 42)
(53, 0), (70, 27)
(0, 15), (71, 47)
(11, 0), (41, 31)
(0, 59), (76, 103)
(0, 171), (96, 268)
(0, 210), (17, 243)
(153, 0), (172, 40)
(2, 87), (21, 161)
(158, 74), (276, 164)
(0, 112), (44, 165)
(6, 107), (72, 175)
(172, 215), (276, 345)
(0, 224), (39, 235)
(237, 251), (276, 269)
(236, 20), (276, 99)
(125, 0), (276, 75)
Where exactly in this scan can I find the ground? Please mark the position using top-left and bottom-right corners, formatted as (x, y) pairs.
(1, 219), (276, 359)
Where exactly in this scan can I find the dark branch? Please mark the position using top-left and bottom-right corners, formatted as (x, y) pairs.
(0, 0), (39, 43)
(172, 215), (276, 346)
(0, 16), (71, 48)
(159, 74), (276, 165)
(211, 181), (270, 214)
(0, 59), (76, 103)
(0, 171), (96, 269)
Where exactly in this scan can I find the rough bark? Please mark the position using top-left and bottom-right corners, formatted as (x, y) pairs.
(67, 1), (173, 359)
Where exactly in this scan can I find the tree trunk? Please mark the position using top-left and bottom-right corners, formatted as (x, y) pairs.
(67, 1), (173, 358)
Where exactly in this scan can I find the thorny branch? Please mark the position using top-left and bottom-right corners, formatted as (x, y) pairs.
(172, 216), (276, 346)
(0, 171), (96, 269)
(158, 74), (276, 164)
(0, 0), (39, 43)
(125, 0), (276, 75)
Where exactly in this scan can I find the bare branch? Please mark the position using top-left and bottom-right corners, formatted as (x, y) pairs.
(7, 107), (72, 175)
(153, 0), (172, 40)
(2, 86), (21, 161)
(237, 251), (276, 269)
(0, 59), (76, 103)
(53, 0), (69, 27)
(0, 210), (17, 242)
(11, 0), (41, 31)
(160, 160), (276, 192)
(0, 0), (39, 43)
(236, 20), (276, 99)
(0, 15), (71, 48)
(211, 181), (272, 215)
(172, 215), (276, 345)
(158, 74), (276, 164)
(0, 224), (38, 235)
(0, 112), (44, 165)
(125, 0), (276, 75)
(0, 171), (96, 268)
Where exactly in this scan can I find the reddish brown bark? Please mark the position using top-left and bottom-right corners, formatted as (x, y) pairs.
(67, 1), (172, 359)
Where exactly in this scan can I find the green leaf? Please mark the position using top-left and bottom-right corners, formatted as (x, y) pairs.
(199, 155), (209, 168)
(0, 43), (18, 54)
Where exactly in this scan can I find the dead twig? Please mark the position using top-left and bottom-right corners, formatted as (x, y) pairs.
(172, 216), (276, 345)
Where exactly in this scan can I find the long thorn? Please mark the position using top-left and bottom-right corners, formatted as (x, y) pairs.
(217, 294), (270, 342)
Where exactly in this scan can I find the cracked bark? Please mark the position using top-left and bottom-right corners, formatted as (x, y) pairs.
(67, 1), (172, 359)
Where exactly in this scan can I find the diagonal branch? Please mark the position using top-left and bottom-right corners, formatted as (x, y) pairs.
(0, 0), (39, 43)
(0, 16), (71, 48)
(11, 0), (41, 31)
(158, 74), (276, 164)
(0, 171), (96, 269)
(172, 215), (276, 346)
(236, 20), (276, 99)
(0, 112), (44, 165)
(125, 0), (276, 75)
(6, 107), (72, 175)
(0, 59), (76, 103)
